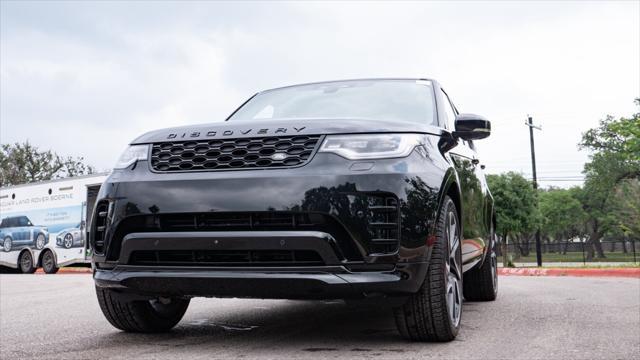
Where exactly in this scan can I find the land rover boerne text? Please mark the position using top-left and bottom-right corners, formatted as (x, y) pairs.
(91, 78), (497, 341)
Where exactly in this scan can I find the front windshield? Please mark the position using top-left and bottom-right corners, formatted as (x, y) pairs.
(228, 79), (436, 125)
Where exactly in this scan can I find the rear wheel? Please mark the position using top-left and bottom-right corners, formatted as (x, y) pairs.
(463, 224), (498, 301)
(3, 237), (12, 252)
(41, 250), (59, 274)
(96, 287), (190, 333)
(19, 251), (36, 274)
(394, 195), (462, 342)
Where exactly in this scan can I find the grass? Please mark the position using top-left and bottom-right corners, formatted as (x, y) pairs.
(538, 264), (640, 269)
(505, 251), (638, 263)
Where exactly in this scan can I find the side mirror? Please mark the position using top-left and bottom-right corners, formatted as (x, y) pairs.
(454, 113), (491, 140)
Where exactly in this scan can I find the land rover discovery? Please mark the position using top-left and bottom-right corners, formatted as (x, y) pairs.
(91, 78), (498, 341)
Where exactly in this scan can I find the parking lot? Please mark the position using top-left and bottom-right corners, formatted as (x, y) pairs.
(1, 274), (638, 359)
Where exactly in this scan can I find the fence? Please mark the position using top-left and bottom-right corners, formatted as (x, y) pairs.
(496, 239), (639, 265)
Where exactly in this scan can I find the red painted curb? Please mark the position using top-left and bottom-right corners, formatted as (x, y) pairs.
(498, 267), (640, 278)
(35, 267), (92, 274)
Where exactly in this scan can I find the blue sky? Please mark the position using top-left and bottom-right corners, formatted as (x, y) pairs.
(1, 1), (638, 187)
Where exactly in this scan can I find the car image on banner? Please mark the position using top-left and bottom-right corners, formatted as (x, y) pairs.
(56, 223), (83, 249)
(0, 215), (49, 252)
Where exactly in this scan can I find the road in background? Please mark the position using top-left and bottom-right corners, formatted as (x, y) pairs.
(1, 275), (638, 359)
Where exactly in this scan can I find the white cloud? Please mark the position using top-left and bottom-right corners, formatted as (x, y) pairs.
(1, 1), (638, 186)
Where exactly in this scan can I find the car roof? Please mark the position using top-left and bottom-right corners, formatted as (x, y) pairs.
(259, 77), (436, 94)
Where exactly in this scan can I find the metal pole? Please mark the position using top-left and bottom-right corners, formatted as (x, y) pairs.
(502, 235), (509, 267)
(526, 116), (543, 267)
(632, 239), (637, 264)
(581, 238), (586, 266)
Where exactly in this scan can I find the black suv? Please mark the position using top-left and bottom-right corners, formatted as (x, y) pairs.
(91, 78), (497, 341)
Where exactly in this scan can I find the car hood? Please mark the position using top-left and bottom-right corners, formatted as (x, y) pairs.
(131, 118), (442, 144)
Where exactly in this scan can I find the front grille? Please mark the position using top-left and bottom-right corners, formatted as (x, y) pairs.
(129, 250), (324, 267)
(150, 135), (322, 172)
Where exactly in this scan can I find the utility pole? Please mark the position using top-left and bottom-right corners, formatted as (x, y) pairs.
(525, 116), (543, 267)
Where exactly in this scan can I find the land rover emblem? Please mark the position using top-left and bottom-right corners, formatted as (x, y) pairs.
(271, 153), (287, 161)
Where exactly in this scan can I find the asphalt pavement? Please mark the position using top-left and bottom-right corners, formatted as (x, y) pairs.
(0, 274), (638, 359)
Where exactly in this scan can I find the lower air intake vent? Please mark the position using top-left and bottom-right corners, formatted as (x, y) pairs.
(92, 201), (109, 254)
(367, 197), (400, 254)
(129, 250), (324, 267)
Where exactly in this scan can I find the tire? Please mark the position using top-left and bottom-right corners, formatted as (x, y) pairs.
(95, 287), (190, 333)
(394, 195), (463, 342)
(3, 237), (12, 252)
(463, 225), (498, 301)
(63, 234), (73, 249)
(35, 233), (46, 250)
(19, 251), (36, 274)
(41, 250), (59, 274)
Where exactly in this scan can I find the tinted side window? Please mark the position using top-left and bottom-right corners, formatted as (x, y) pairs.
(440, 89), (457, 130)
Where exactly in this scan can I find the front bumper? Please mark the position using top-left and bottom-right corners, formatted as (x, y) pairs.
(94, 262), (428, 300)
(91, 143), (449, 299)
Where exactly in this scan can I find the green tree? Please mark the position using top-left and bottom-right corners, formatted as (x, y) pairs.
(611, 178), (640, 239)
(0, 141), (95, 187)
(487, 172), (538, 261)
(580, 98), (640, 162)
(538, 187), (586, 253)
(578, 99), (640, 259)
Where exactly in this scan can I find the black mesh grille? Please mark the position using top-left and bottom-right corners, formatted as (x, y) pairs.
(150, 135), (322, 172)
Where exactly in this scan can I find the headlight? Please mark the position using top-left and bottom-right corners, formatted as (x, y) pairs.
(114, 145), (149, 169)
(318, 134), (423, 160)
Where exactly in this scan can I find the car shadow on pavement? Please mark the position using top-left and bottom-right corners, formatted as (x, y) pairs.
(96, 299), (448, 355)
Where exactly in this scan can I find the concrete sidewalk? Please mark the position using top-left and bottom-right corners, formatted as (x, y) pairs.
(503, 261), (639, 267)
(498, 267), (640, 278)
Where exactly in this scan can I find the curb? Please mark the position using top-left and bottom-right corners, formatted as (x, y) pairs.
(498, 267), (640, 278)
(35, 267), (92, 274)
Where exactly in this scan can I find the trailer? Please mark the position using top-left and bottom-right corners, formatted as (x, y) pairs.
(0, 173), (108, 273)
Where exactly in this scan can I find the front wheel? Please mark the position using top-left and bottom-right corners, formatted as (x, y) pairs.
(19, 251), (36, 274)
(63, 234), (73, 249)
(394, 195), (462, 342)
(41, 250), (59, 274)
(96, 287), (190, 332)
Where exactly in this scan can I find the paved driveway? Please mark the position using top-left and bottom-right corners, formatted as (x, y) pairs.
(0, 274), (638, 359)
